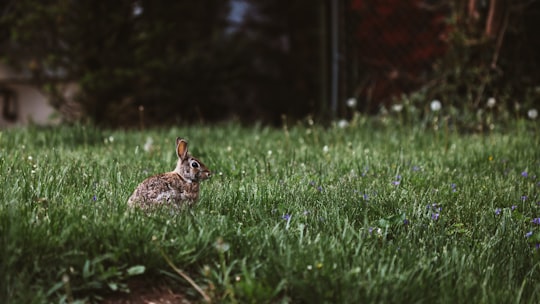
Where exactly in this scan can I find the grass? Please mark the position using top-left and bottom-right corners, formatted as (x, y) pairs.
(0, 120), (539, 303)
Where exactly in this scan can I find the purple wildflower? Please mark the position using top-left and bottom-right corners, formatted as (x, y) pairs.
(363, 193), (369, 200)
(432, 213), (440, 221)
(532, 218), (540, 225)
(525, 231), (533, 238)
(412, 166), (420, 172)
(317, 186), (323, 192)
(403, 219), (410, 225)
(494, 208), (502, 215)
(392, 181), (400, 186)
(521, 171), (529, 178)
(521, 195), (528, 202)
(93, 195), (97, 201)
(511, 205), (517, 211)
(309, 181), (316, 186)
(451, 183), (457, 192)
(282, 214), (291, 221)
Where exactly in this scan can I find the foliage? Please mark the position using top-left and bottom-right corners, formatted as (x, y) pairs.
(347, 0), (540, 121)
(0, 0), (325, 126)
(349, 0), (450, 113)
(413, 0), (540, 126)
(1, 118), (539, 303)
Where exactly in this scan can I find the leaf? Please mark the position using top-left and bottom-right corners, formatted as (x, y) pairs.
(46, 280), (65, 297)
(127, 265), (146, 276)
(82, 260), (91, 279)
(108, 282), (118, 291)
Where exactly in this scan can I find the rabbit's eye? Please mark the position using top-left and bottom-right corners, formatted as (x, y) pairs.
(191, 161), (199, 168)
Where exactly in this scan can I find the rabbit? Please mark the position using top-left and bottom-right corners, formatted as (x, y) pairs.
(128, 137), (211, 210)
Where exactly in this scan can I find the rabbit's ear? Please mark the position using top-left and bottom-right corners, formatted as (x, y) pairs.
(176, 138), (189, 160)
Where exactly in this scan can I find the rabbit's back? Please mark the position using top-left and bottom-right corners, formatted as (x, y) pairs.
(128, 172), (200, 209)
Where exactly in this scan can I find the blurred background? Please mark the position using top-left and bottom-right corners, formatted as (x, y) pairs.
(1, 0), (539, 128)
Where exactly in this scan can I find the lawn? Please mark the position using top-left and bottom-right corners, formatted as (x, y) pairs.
(1, 120), (539, 303)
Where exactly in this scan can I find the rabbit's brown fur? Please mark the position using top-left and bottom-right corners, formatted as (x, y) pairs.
(128, 138), (210, 210)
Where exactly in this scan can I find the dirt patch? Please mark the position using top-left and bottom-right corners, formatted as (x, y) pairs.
(102, 278), (193, 304)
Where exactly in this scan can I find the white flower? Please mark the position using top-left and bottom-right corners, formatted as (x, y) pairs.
(346, 97), (357, 108)
(337, 119), (349, 128)
(528, 108), (538, 119)
(487, 97), (496, 108)
(430, 100), (442, 112)
(322, 145), (329, 153)
(391, 104), (403, 112)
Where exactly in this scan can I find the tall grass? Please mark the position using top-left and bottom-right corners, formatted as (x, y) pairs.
(1, 121), (539, 303)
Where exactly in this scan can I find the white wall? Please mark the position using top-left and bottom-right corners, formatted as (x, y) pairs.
(0, 64), (60, 128)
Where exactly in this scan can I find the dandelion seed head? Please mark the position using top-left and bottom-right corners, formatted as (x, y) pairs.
(528, 108), (538, 120)
(486, 97), (496, 108)
(346, 97), (357, 108)
(214, 238), (230, 253)
(392, 104), (403, 112)
(337, 119), (349, 129)
(143, 137), (153, 152)
(430, 100), (442, 112)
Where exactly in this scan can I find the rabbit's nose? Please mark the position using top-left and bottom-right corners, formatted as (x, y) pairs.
(199, 170), (211, 180)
